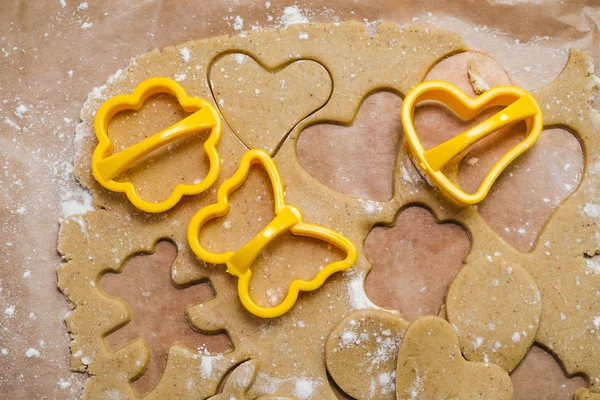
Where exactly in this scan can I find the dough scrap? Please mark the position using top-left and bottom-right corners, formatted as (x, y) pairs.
(395, 316), (513, 400)
(58, 20), (600, 399)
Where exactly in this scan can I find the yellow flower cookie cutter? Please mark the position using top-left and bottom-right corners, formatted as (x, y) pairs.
(187, 149), (358, 319)
(92, 77), (222, 213)
(401, 80), (543, 205)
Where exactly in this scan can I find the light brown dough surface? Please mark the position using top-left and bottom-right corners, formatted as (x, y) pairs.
(325, 309), (408, 400)
(395, 316), (513, 400)
(210, 55), (333, 155)
(446, 258), (541, 372)
(60, 22), (465, 399)
(56, 20), (600, 400)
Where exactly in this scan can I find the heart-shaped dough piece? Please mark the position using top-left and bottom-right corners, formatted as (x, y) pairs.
(210, 53), (332, 155)
(445, 258), (541, 372)
(396, 316), (513, 400)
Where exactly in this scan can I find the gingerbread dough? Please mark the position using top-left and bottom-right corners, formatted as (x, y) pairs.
(395, 316), (513, 400)
(445, 258), (542, 372)
(58, 21), (600, 399)
(325, 309), (408, 400)
(207, 360), (298, 400)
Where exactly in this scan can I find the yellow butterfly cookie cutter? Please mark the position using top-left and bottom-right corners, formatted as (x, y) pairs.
(92, 77), (222, 213)
(187, 149), (358, 319)
(401, 80), (543, 205)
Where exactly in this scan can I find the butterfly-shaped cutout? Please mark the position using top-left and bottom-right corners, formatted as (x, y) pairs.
(401, 80), (543, 205)
(92, 77), (222, 213)
(187, 149), (357, 318)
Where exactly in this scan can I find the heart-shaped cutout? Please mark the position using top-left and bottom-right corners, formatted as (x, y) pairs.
(396, 316), (513, 400)
(209, 53), (332, 155)
(297, 91), (403, 201)
(187, 149), (357, 318)
(402, 80), (543, 205)
(420, 52), (584, 251)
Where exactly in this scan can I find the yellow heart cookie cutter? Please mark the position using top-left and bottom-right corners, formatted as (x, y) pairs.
(92, 77), (222, 213)
(401, 80), (543, 205)
(187, 149), (358, 319)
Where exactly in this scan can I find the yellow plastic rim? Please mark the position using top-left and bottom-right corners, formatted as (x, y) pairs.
(92, 77), (222, 213)
(401, 80), (543, 205)
(187, 149), (358, 319)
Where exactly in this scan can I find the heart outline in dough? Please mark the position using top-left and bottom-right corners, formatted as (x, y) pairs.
(208, 52), (333, 156)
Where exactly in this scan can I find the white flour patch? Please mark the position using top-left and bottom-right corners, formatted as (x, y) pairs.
(4, 305), (15, 317)
(233, 53), (248, 64)
(584, 204), (600, 218)
(233, 16), (244, 31)
(14, 104), (27, 119)
(294, 378), (315, 399)
(58, 378), (71, 389)
(512, 332), (521, 343)
(26, 348), (40, 358)
(298, 32), (309, 40)
(3, 117), (21, 131)
(359, 199), (383, 214)
(200, 355), (213, 378)
(348, 277), (378, 310)
(401, 165), (414, 183)
(585, 257), (600, 275)
(179, 47), (191, 63)
(61, 186), (94, 217)
(280, 5), (309, 27)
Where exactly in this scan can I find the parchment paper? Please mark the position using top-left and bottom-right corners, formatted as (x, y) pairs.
(0, 0), (599, 398)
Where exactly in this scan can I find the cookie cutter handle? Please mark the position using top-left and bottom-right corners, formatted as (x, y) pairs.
(227, 206), (300, 275)
(94, 107), (217, 182)
(423, 94), (538, 172)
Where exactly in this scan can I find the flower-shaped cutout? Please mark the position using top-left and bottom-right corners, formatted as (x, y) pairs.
(187, 149), (357, 318)
(401, 80), (543, 205)
(92, 77), (222, 213)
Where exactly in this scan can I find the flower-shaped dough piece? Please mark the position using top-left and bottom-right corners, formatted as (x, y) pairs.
(325, 309), (408, 400)
(187, 149), (357, 318)
(445, 258), (541, 372)
(92, 76), (222, 213)
(396, 316), (513, 400)
(207, 360), (299, 400)
(401, 80), (543, 205)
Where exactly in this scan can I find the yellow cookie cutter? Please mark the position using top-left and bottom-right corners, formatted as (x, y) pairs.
(92, 77), (222, 213)
(401, 80), (543, 205)
(187, 149), (358, 318)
